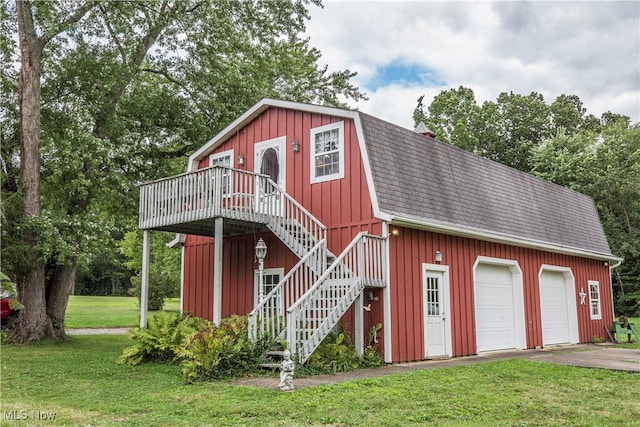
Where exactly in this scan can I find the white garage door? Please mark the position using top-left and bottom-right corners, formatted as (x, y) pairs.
(475, 264), (517, 352)
(540, 270), (571, 345)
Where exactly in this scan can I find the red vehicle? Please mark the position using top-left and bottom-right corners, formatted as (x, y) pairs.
(1, 291), (20, 327)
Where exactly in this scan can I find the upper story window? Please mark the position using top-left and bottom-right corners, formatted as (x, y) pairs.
(310, 121), (345, 183)
(588, 280), (601, 320)
(209, 149), (234, 194)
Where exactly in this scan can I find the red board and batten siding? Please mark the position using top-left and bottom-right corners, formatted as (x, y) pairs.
(182, 107), (381, 326)
(388, 227), (614, 363)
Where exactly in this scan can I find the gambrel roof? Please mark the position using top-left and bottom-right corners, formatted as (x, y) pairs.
(190, 98), (615, 260)
(358, 112), (614, 259)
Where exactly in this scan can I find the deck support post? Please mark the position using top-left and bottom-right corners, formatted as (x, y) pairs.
(355, 237), (365, 356)
(355, 291), (364, 356)
(140, 229), (151, 328)
(179, 244), (185, 316)
(213, 217), (223, 325)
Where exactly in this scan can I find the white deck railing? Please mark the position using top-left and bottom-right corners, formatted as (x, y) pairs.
(286, 232), (387, 363)
(139, 166), (256, 229)
(248, 240), (328, 342)
(139, 167), (326, 253)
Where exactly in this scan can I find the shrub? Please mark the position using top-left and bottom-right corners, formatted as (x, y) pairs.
(361, 323), (383, 368)
(306, 331), (359, 374)
(128, 271), (177, 310)
(302, 323), (383, 374)
(118, 312), (210, 366)
(178, 315), (273, 383)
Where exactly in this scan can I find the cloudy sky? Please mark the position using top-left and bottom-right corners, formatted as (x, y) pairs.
(304, 1), (640, 130)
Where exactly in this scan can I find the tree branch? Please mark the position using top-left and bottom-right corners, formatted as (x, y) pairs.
(98, 4), (127, 65)
(140, 67), (215, 122)
(42, 1), (99, 46)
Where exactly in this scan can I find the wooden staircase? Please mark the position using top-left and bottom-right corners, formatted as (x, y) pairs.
(138, 166), (387, 364)
(249, 221), (386, 364)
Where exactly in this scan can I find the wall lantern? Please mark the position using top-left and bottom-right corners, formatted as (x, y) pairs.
(237, 154), (245, 166)
(435, 250), (442, 263)
(291, 137), (300, 153)
(391, 228), (399, 236)
(255, 238), (267, 302)
(255, 237), (267, 263)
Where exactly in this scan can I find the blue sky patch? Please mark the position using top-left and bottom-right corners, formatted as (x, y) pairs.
(368, 62), (447, 90)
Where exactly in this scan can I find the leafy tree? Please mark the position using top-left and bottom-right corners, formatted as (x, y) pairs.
(491, 91), (551, 171)
(416, 86), (639, 316)
(414, 86), (480, 152)
(585, 123), (640, 316)
(530, 127), (593, 190)
(531, 122), (640, 316)
(550, 94), (586, 135)
(414, 87), (552, 171)
(3, 0), (365, 343)
(119, 230), (180, 311)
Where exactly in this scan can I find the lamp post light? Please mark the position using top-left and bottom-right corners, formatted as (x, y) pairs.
(255, 237), (267, 302)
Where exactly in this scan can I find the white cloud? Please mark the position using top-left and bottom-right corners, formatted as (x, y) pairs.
(305, 1), (640, 129)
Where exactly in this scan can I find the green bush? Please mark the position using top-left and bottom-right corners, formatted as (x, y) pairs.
(361, 323), (383, 368)
(303, 323), (383, 374)
(178, 315), (273, 383)
(118, 312), (210, 365)
(120, 231), (180, 310)
(306, 331), (359, 373)
(129, 271), (177, 310)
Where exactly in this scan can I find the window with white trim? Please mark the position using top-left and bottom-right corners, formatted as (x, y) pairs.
(209, 149), (234, 194)
(254, 268), (284, 311)
(311, 121), (345, 183)
(588, 280), (601, 320)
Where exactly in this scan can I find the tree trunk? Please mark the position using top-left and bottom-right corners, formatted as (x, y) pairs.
(14, 0), (51, 344)
(46, 259), (78, 339)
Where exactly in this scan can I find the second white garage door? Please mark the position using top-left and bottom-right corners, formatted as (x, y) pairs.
(475, 262), (525, 352)
(539, 269), (578, 345)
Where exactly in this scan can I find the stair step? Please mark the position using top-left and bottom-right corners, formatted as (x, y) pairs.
(267, 350), (286, 357)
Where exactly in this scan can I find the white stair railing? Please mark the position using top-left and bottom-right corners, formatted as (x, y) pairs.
(248, 240), (327, 342)
(257, 175), (326, 260)
(286, 233), (387, 364)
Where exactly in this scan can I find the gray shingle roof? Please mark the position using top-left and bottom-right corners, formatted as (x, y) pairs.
(359, 112), (613, 256)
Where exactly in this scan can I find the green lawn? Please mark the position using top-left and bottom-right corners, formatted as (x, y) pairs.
(1, 335), (639, 426)
(65, 296), (180, 328)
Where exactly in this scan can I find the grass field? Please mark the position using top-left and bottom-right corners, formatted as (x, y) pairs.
(65, 296), (180, 328)
(2, 334), (639, 426)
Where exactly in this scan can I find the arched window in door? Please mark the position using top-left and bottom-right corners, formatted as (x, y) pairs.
(260, 148), (279, 193)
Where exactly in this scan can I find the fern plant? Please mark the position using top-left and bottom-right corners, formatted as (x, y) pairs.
(118, 312), (210, 366)
(178, 315), (273, 383)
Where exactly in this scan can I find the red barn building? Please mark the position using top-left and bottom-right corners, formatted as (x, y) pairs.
(139, 99), (620, 363)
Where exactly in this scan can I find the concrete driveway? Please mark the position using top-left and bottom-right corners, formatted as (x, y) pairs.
(233, 344), (639, 390)
(527, 345), (639, 373)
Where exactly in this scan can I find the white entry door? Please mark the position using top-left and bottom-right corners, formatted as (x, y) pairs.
(254, 137), (286, 215)
(424, 269), (450, 358)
